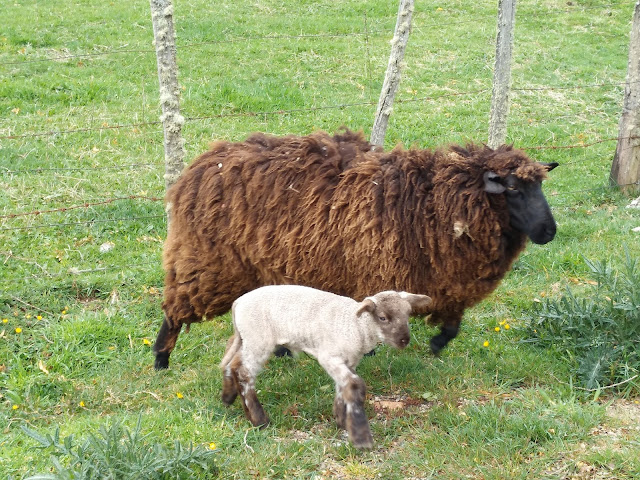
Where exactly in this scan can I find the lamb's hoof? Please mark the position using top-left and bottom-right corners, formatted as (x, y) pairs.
(221, 390), (238, 406)
(251, 415), (270, 429)
(154, 352), (170, 370)
(364, 348), (377, 357)
(352, 433), (374, 450)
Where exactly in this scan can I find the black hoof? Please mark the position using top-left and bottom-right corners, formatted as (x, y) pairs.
(274, 346), (292, 357)
(364, 348), (377, 357)
(154, 351), (170, 370)
(429, 336), (446, 356)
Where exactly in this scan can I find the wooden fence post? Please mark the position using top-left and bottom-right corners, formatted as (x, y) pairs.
(370, 0), (414, 147)
(149, 0), (185, 192)
(488, 0), (517, 149)
(610, 0), (640, 194)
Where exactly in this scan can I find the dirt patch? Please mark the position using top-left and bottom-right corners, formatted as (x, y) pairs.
(369, 394), (437, 419)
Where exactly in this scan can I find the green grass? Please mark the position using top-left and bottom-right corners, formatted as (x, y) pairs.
(1, 0), (640, 478)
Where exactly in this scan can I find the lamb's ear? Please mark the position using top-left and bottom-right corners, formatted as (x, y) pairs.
(399, 292), (432, 311)
(538, 161), (559, 172)
(356, 298), (377, 317)
(483, 171), (506, 194)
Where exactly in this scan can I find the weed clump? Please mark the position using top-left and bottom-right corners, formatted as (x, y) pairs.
(526, 249), (640, 395)
(21, 417), (219, 480)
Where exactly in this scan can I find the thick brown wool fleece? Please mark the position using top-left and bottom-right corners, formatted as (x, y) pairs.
(162, 129), (548, 328)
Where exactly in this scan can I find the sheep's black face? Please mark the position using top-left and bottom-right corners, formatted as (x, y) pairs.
(504, 178), (556, 244)
(484, 163), (558, 245)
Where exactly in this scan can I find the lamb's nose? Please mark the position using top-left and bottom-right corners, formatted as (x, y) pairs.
(399, 336), (410, 348)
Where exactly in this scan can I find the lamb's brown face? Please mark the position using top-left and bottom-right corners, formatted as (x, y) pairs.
(372, 295), (412, 349)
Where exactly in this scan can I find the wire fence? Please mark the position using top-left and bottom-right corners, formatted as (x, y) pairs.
(0, 1), (635, 300)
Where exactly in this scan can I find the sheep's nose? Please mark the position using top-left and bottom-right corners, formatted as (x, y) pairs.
(399, 336), (410, 348)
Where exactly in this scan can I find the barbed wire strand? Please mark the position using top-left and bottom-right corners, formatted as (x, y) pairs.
(0, 215), (165, 232)
(4, 1), (625, 67)
(0, 196), (163, 219)
(0, 81), (627, 141)
(1, 163), (159, 175)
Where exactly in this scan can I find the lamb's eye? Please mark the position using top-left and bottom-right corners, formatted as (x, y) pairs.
(379, 316), (387, 322)
(507, 185), (517, 191)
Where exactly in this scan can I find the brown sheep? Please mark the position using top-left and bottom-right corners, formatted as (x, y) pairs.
(154, 129), (558, 369)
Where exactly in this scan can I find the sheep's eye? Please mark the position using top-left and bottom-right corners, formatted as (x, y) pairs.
(507, 185), (517, 191)
(379, 316), (387, 322)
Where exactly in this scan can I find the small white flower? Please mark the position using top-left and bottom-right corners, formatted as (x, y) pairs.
(100, 242), (115, 253)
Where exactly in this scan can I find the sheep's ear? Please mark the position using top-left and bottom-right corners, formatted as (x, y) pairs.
(483, 171), (506, 194)
(399, 292), (432, 311)
(538, 161), (559, 172)
(356, 298), (377, 317)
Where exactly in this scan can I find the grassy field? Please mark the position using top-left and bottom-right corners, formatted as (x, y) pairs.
(1, 0), (640, 478)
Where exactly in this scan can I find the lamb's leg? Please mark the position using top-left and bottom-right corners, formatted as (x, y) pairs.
(333, 392), (347, 430)
(429, 310), (462, 355)
(318, 355), (373, 449)
(229, 351), (270, 428)
(221, 335), (240, 405)
(153, 313), (182, 370)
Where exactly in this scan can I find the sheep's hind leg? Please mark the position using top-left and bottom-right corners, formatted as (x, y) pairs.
(153, 313), (183, 370)
(230, 353), (269, 428)
(319, 356), (373, 449)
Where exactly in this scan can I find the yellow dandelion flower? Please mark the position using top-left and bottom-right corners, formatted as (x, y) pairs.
(499, 320), (506, 326)
(25, 314), (31, 319)
(15, 327), (22, 334)
(12, 404), (19, 410)
(176, 392), (184, 399)
(2, 318), (7, 323)
(209, 442), (217, 450)
(36, 315), (43, 321)
(143, 338), (152, 346)
(79, 401), (86, 407)
(504, 324), (510, 330)
(494, 327), (500, 332)
(483, 341), (489, 347)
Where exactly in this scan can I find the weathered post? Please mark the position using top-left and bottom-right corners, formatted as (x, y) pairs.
(370, 0), (414, 147)
(610, 0), (640, 194)
(488, 0), (517, 149)
(149, 0), (185, 192)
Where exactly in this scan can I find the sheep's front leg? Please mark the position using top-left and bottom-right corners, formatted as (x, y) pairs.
(429, 309), (463, 355)
(318, 355), (373, 450)
(229, 352), (270, 428)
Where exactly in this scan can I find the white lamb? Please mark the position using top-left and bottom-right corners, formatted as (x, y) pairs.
(219, 284), (432, 449)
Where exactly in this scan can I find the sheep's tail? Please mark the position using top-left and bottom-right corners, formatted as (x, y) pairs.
(219, 333), (241, 369)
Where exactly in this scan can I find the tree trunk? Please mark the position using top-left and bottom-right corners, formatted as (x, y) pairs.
(149, 0), (185, 192)
(610, 0), (640, 194)
(488, 0), (517, 149)
(370, 0), (414, 148)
